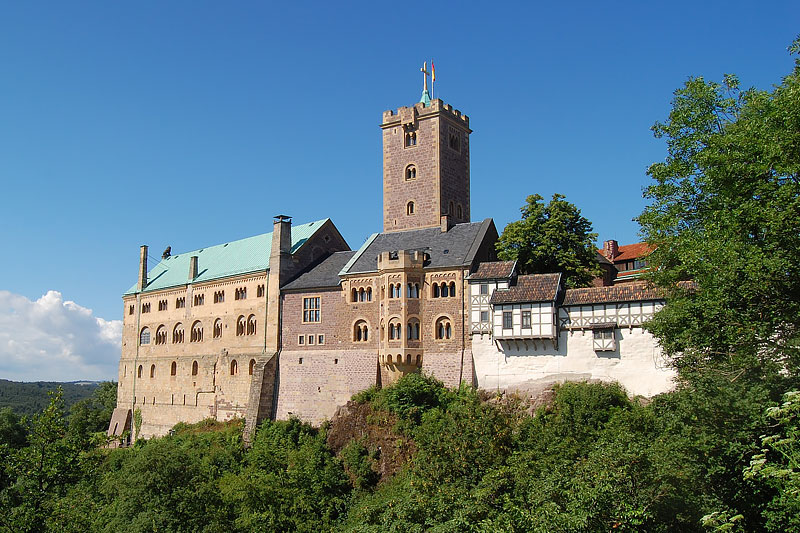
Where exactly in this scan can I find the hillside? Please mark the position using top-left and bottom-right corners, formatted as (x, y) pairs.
(0, 379), (101, 416)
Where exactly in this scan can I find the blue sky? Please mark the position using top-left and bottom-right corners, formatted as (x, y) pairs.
(0, 1), (797, 379)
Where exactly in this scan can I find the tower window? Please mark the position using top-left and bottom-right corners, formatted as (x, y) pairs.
(457, 204), (463, 220)
(405, 165), (417, 181)
(139, 327), (150, 345)
(407, 201), (415, 215)
(449, 131), (461, 152)
(405, 131), (417, 147)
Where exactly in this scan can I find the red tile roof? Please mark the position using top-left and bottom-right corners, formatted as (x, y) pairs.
(489, 273), (561, 304)
(562, 281), (664, 305)
(606, 242), (654, 263)
(470, 261), (516, 280)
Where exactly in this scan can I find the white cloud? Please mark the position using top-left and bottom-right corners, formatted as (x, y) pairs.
(0, 290), (121, 382)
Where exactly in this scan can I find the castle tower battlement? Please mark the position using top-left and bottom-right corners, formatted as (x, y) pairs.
(381, 98), (471, 234)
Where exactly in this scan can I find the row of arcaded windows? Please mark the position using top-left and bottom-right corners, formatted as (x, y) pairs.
(136, 358), (257, 379)
(353, 317), (452, 342)
(351, 287), (372, 302)
(432, 281), (457, 298)
(139, 315), (257, 346)
(385, 353), (422, 366)
(132, 286), (264, 317)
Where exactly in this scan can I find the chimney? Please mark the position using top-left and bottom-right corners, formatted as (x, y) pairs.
(266, 215), (293, 354)
(189, 256), (198, 280)
(440, 214), (451, 233)
(603, 240), (619, 260)
(137, 245), (148, 291)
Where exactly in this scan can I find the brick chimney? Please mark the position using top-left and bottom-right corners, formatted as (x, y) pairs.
(266, 215), (292, 353)
(603, 240), (619, 260)
(189, 256), (198, 280)
(137, 245), (148, 291)
(440, 214), (451, 233)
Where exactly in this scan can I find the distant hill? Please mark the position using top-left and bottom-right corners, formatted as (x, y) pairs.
(0, 379), (103, 416)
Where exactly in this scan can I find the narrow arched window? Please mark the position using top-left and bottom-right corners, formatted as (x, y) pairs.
(150, 364), (155, 378)
(247, 315), (257, 335)
(249, 359), (256, 376)
(414, 283), (420, 298)
(230, 359), (238, 376)
(173, 323), (184, 344)
(213, 319), (223, 339)
(449, 201), (455, 215)
(140, 327), (150, 345)
(191, 321), (203, 342)
(351, 288), (357, 302)
(359, 288), (365, 302)
(433, 284), (440, 298)
(170, 361), (177, 376)
(366, 287), (372, 301)
(441, 282), (449, 298)
(449, 282), (456, 297)
(405, 165), (417, 181)
(191, 361), (198, 376)
(236, 315), (246, 336)
(407, 201), (415, 215)
(137, 365), (143, 378)
(457, 204), (463, 220)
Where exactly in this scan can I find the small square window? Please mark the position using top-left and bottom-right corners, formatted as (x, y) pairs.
(480, 311), (489, 322)
(298, 358), (303, 364)
(308, 335), (315, 345)
(521, 311), (531, 328)
(318, 334), (325, 345)
(480, 284), (489, 295)
(298, 335), (304, 345)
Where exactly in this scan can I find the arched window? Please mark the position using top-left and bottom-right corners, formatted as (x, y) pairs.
(407, 201), (415, 215)
(249, 359), (256, 376)
(351, 288), (358, 302)
(388, 319), (401, 340)
(149, 364), (155, 378)
(190, 321), (203, 342)
(435, 317), (452, 340)
(405, 165), (417, 181)
(441, 282), (449, 298)
(139, 327), (150, 345)
(191, 360), (198, 376)
(405, 131), (417, 147)
(247, 315), (257, 335)
(366, 287), (372, 301)
(457, 204), (463, 220)
(432, 284), (439, 298)
(354, 320), (369, 342)
(407, 319), (420, 340)
(137, 365), (143, 378)
(170, 361), (177, 376)
(236, 315), (246, 336)
(449, 281), (456, 297)
(173, 323), (184, 344)
(155, 325), (166, 345)
(230, 359), (238, 376)
(213, 319), (223, 339)
(359, 288), (365, 302)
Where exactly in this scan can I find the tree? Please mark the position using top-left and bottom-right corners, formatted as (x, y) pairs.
(496, 193), (602, 288)
(67, 381), (117, 440)
(637, 38), (800, 379)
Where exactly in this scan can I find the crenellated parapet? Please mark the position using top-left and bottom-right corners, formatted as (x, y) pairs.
(381, 99), (471, 131)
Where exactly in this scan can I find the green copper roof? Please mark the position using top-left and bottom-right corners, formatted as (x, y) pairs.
(419, 89), (431, 106)
(124, 219), (330, 295)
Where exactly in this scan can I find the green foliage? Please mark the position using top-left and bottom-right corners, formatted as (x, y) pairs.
(0, 408), (26, 449)
(132, 408), (142, 440)
(340, 438), (380, 490)
(0, 380), (101, 417)
(496, 193), (602, 288)
(744, 390), (800, 531)
(638, 41), (800, 377)
(67, 381), (117, 441)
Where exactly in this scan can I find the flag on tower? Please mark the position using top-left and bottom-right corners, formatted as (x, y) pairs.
(431, 60), (436, 82)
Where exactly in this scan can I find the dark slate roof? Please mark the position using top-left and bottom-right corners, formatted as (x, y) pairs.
(489, 273), (562, 304)
(282, 251), (357, 291)
(342, 219), (494, 275)
(562, 281), (664, 305)
(470, 260), (516, 280)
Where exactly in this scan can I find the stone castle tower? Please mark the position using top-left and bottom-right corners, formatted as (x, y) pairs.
(381, 98), (471, 233)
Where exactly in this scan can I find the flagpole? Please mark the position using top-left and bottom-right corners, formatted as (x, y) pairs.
(431, 59), (435, 100)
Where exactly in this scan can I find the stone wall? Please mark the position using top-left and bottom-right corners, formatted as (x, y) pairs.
(471, 328), (676, 398)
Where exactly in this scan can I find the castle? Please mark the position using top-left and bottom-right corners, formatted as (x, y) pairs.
(109, 78), (674, 441)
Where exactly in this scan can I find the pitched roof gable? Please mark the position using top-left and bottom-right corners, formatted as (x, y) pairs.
(489, 273), (562, 304)
(562, 280), (663, 305)
(341, 219), (494, 275)
(470, 260), (516, 280)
